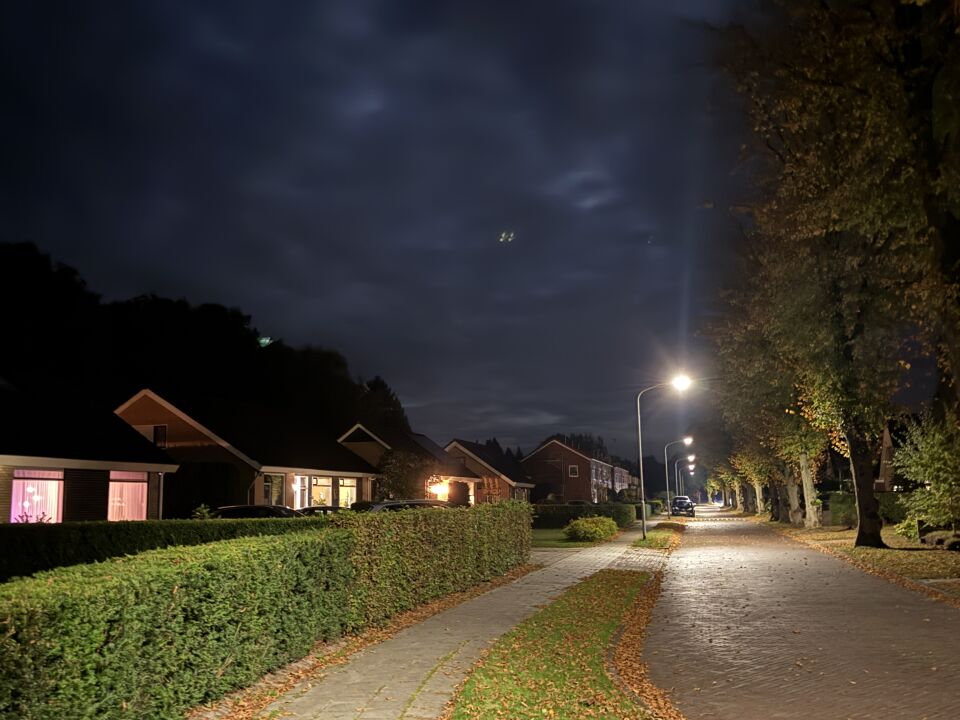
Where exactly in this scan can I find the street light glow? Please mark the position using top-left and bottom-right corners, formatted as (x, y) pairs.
(683, 436), (693, 445)
(671, 374), (693, 391)
(688, 464), (696, 471)
(687, 454), (696, 462)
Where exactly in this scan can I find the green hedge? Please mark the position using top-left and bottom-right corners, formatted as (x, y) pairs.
(564, 516), (618, 542)
(0, 517), (329, 582)
(532, 503), (636, 529)
(648, 499), (664, 516)
(829, 492), (911, 527)
(0, 503), (532, 719)
(0, 529), (352, 720)
(329, 502), (532, 628)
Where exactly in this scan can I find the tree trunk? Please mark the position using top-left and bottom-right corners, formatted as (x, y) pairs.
(845, 430), (886, 548)
(752, 480), (765, 514)
(798, 451), (822, 529)
(722, 486), (728, 506)
(785, 469), (803, 526)
(734, 483), (745, 512)
(769, 480), (782, 521)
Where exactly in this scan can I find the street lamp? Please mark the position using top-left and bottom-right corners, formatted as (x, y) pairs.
(663, 436), (693, 509)
(636, 374), (693, 538)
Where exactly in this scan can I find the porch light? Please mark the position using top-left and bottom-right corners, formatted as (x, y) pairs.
(428, 481), (449, 497)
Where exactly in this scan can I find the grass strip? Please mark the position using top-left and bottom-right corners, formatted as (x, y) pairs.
(445, 570), (654, 720)
(631, 523), (685, 550)
(532, 527), (604, 548)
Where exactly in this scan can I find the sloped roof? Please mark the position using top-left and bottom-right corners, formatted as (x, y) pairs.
(0, 383), (177, 470)
(119, 389), (377, 475)
(340, 423), (478, 479)
(448, 439), (532, 486)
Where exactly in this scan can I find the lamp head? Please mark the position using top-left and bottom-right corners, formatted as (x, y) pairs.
(688, 464), (695, 471)
(671, 374), (693, 392)
(682, 436), (693, 446)
(687, 454), (696, 462)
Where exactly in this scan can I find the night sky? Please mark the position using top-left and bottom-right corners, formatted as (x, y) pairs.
(2, 1), (747, 456)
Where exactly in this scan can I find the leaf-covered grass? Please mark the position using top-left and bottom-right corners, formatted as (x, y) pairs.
(447, 570), (653, 720)
(531, 527), (601, 548)
(631, 523), (684, 550)
(786, 526), (960, 580)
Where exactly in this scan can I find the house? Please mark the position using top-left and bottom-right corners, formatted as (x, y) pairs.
(444, 439), (535, 502)
(338, 423), (480, 504)
(116, 389), (379, 517)
(520, 438), (617, 503)
(0, 382), (178, 523)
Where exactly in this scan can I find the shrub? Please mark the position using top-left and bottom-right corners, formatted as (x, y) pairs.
(329, 501), (532, 628)
(829, 492), (857, 527)
(877, 492), (909, 524)
(0, 517), (329, 581)
(564, 516), (618, 542)
(532, 503), (635, 529)
(0, 529), (352, 720)
(894, 415), (960, 534)
(648, 499), (664, 516)
(0, 503), (532, 719)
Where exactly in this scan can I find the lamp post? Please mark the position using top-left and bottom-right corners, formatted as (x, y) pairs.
(636, 374), (692, 539)
(663, 436), (693, 509)
(677, 454), (695, 496)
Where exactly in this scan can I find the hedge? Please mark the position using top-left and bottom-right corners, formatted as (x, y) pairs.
(829, 492), (911, 527)
(532, 503), (636, 530)
(0, 517), (329, 582)
(329, 501), (532, 628)
(0, 503), (532, 719)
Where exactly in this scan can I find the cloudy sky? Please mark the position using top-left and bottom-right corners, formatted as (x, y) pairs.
(2, 0), (747, 456)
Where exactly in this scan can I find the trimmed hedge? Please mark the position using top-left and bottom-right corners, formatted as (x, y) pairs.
(532, 503), (636, 530)
(0, 529), (352, 720)
(829, 492), (911, 527)
(564, 516), (618, 542)
(0, 517), (329, 582)
(329, 501), (532, 628)
(0, 503), (532, 719)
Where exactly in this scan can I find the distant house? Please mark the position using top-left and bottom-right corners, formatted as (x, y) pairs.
(444, 440), (535, 503)
(521, 438), (618, 503)
(116, 389), (378, 517)
(1, 382), (178, 523)
(338, 423), (480, 504)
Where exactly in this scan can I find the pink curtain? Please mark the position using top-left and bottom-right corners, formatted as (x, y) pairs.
(10, 474), (63, 523)
(108, 482), (148, 521)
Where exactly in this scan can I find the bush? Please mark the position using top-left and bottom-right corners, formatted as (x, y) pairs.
(563, 516), (618, 542)
(648, 499), (664, 516)
(0, 517), (329, 581)
(894, 415), (960, 533)
(0, 503), (532, 719)
(877, 492), (909, 524)
(532, 503), (635, 529)
(829, 492), (857, 526)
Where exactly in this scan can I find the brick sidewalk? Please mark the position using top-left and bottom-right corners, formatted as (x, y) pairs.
(645, 516), (960, 719)
(264, 526), (665, 720)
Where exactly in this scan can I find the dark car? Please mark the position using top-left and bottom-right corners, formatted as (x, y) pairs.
(298, 505), (341, 516)
(670, 496), (695, 517)
(351, 499), (451, 512)
(213, 504), (303, 518)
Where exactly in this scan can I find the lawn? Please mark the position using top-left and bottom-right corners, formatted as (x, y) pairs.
(631, 522), (684, 550)
(785, 525), (960, 588)
(446, 570), (653, 720)
(532, 527), (605, 548)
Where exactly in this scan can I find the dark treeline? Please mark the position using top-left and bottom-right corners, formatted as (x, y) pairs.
(0, 242), (409, 433)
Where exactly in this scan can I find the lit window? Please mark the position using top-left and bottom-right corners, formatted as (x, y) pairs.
(11, 469), (64, 523)
(338, 478), (357, 508)
(108, 471), (148, 521)
(311, 477), (332, 506)
(568, 465), (579, 478)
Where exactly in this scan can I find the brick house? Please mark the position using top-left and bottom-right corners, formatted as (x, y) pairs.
(338, 423), (480, 504)
(1, 382), (178, 523)
(116, 389), (379, 517)
(444, 439), (535, 503)
(521, 438), (618, 503)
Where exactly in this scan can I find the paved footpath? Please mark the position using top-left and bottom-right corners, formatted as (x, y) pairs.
(645, 509), (960, 720)
(265, 527), (666, 720)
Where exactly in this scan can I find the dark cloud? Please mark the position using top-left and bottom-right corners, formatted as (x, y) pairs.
(1, 0), (746, 453)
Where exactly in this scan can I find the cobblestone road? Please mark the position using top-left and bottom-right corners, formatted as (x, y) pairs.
(645, 510), (960, 719)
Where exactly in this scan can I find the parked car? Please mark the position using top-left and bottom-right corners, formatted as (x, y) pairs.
(297, 505), (341, 516)
(213, 504), (303, 518)
(351, 499), (451, 512)
(670, 496), (695, 517)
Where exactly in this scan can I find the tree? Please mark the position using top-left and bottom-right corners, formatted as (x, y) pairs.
(376, 450), (435, 500)
(894, 414), (960, 534)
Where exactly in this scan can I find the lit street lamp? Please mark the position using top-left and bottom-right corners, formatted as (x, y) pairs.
(663, 436), (693, 508)
(636, 374), (692, 539)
